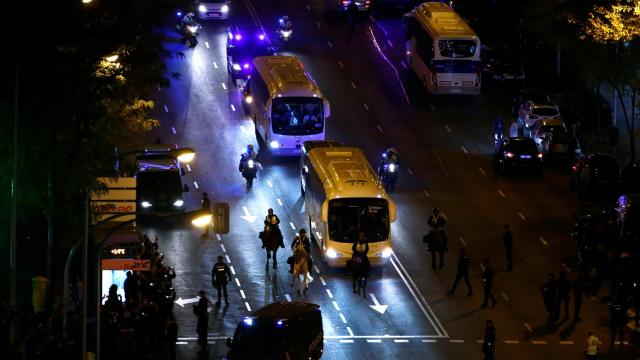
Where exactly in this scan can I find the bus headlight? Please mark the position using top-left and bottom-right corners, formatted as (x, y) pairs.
(198, 4), (206, 12)
(381, 248), (393, 258)
(173, 199), (184, 207)
(232, 63), (241, 71)
(326, 248), (338, 259)
(141, 201), (152, 208)
(221, 4), (229, 13)
(270, 140), (280, 149)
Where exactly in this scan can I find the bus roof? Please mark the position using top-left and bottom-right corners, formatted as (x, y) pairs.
(252, 56), (323, 98)
(306, 146), (389, 199)
(408, 2), (477, 40)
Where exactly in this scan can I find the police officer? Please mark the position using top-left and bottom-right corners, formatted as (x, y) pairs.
(193, 290), (209, 353)
(265, 208), (280, 227)
(447, 248), (472, 296)
(290, 229), (311, 274)
(480, 258), (497, 308)
(211, 256), (231, 306)
(557, 271), (571, 320)
(428, 207), (448, 232)
(609, 295), (627, 349)
(482, 319), (496, 360)
(201, 193), (211, 237)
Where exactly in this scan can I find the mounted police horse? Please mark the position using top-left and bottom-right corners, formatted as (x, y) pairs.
(260, 221), (284, 269)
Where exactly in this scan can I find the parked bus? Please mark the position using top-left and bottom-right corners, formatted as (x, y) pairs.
(300, 141), (396, 267)
(243, 56), (330, 156)
(403, 2), (481, 95)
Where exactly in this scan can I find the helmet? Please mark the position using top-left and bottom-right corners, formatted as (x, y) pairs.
(217, 255), (224, 261)
(268, 208), (273, 213)
(299, 228), (306, 234)
(187, 11), (195, 17)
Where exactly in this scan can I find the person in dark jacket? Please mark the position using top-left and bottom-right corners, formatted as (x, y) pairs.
(123, 271), (139, 304)
(193, 290), (209, 353)
(503, 225), (513, 271)
(211, 256), (231, 306)
(426, 228), (448, 270)
(480, 259), (497, 308)
(448, 248), (472, 296)
(482, 320), (496, 359)
(165, 315), (178, 360)
(557, 271), (571, 320)
(609, 295), (628, 349)
(541, 273), (558, 322)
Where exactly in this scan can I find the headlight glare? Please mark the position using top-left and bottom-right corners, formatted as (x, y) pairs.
(326, 248), (338, 259)
(221, 4), (229, 13)
(232, 63), (241, 71)
(141, 201), (152, 208)
(173, 199), (184, 207)
(198, 4), (206, 12)
(381, 248), (393, 258)
(270, 140), (280, 149)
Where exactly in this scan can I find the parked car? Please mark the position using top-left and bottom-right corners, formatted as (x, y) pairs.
(538, 130), (581, 160)
(570, 154), (621, 200)
(495, 137), (543, 175)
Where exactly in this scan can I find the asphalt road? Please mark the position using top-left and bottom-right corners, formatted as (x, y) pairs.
(134, 0), (637, 359)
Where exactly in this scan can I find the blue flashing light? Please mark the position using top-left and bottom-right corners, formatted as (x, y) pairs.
(276, 320), (284, 327)
(235, 33), (242, 41)
(177, 11), (182, 16)
(259, 33), (265, 41)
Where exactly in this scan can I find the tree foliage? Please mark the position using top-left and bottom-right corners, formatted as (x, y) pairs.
(583, 0), (640, 42)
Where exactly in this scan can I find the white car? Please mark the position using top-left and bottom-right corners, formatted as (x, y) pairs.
(197, 0), (230, 20)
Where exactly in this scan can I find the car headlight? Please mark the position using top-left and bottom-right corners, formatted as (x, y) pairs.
(247, 159), (255, 168)
(232, 63), (241, 71)
(173, 199), (184, 207)
(244, 95), (253, 104)
(388, 163), (396, 173)
(198, 4), (206, 12)
(221, 4), (229, 13)
(141, 201), (152, 208)
(282, 30), (292, 37)
(381, 247), (393, 258)
(326, 248), (338, 259)
(270, 140), (280, 149)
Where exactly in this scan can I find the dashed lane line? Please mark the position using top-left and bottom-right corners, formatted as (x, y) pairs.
(239, 289), (246, 299)
(363, 103), (370, 111)
(245, 302), (251, 311)
(225, 254), (231, 263)
(460, 145), (468, 154)
(449, 339), (464, 343)
(562, 263), (571, 272)
(193, 181), (199, 189)
(524, 322), (532, 333)
(517, 212), (526, 221)
(400, 61), (408, 69)
(428, 103), (436, 111)
(316, 21), (322, 29)
(171, 126), (177, 134)
(229, 266), (236, 275)
(407, 168), (414, 175)
(350, 81), (357, 89)
(339, 339), (354, 343)
(285, 294), (292, 302)
(478, 167), (486, 175)
(326, 289), (334, 299)
(230, 104), (236, 112)
(313, 265), (320, 273)
(458, 237), (467, 246)
(433, 152), (448, 176)
(220, 244), (226, 253)
(289, 222), (296, 230)
(339, 313), (347, 324)
(319, 276), (327, 286)
(205, 41), (210, 48)
(367, 339), (382, 343)
(347, 327), (354, 337)
(235, 278), (241, 287)
(539, 236), (548, 246)
(532, 340), (547, 345)
(376, 125), (383, 133)
(216, 234), (221, 241)
(333, 301), (341, 311)
(505, 340), (519, 344)
(164, 105), (169, 113)
(444, 124), (452, 133)
(338, 60), (344, 68)
(221, 82), (226, 90)
(501, 292), (509, 301)
(186, 164), (191, 172)
(394, 339), (409, 343)
(559, 341), (574, 345)
(267, 180), (273, 187)
(497, 190), (506, 198)
(369, 15), (376, 22)
(387, 39), (393, 47)
(306, 4), (311, 10)
(422, 339), (437, 343)
(327, 40), (333, 48)
(277, 198), (283, 206)
(423, 189), (431, 198)
(213, 61), (218, 69)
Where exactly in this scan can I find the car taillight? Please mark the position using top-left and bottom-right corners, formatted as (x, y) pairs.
(505, 152), (514, 158)
(342, 0), (349, 5)
(537, 153), (543, 159)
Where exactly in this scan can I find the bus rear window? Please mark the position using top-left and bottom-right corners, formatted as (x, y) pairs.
(438, 40), (477, 58)
(271, 97), (324, 135)
(328, 198), (389, 243)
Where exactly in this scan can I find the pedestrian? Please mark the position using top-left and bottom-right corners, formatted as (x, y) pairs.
(123, 271), (139, 304)
(557, 271), (571, 320)
(211, 256), (231, 306)
(201, 192), (211, 237)
(482, 320), (496, 360)
(480, 258), (497, 308)
(447, 248), (472, 296)
(193, 290), (209, 354)
(573, 274), (585, 322)
(584, 332), (601, 359)
(425, 228), (448, 270)
(290, 229), (311, 274)
(609, 295), (627, 349)
(427, 207), (448, 232)
(502, 225), (513, 271)
(541, 274), (558, 322)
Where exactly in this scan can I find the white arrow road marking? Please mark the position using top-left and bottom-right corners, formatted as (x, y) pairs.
(174, 296), (200, 307)
(369, 293), (388, 314)
(241, 207), (256, 223)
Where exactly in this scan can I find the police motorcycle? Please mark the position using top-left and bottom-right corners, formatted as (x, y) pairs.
(378, 148), (399, 192)
(176, 11), (202, 47)
(239, 145), (260, 188)
(277, 16), (293, 42)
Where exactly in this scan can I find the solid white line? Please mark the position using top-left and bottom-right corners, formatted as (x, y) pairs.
(339, 339), (354, 343)
(478, 167), (486, 175)
(221, 244), (226, 253)
(327, 40), (333, 48)
(449, 339), (464, 343)
(376, 125), (383, 133)
(245, 302), (251, 311)
(524, 322), (532, 332)
(205, 41), (210, 48)
(387, 40), (393, 47)
(320, 276), (327, 286)
(193, 181), (199, 189)
(461, 145), (468, 154)
(407, 168), (414, 175)
(517, 212), (526, 221)
(326, 289), (334, 299)
(505, 340), (519, 344)
(230, 104), (236, 112)
(338, 60), (344, 68)
(400, 61), (408, 69)
(347, 327), (354, 337)
(164, 105), (169, 113)
(240, 289), (246, 299)
(267, 180), (273, 187)
(229, 266), (236, 275)
(390, 254), (447, 337)
(290, 222), (296, 230)
(277, 198), (283, 206)
(339, 313), (347, 323)
(458, 237), (467, 246)
(444, 125), (452, 133)
(171, 127), (177, 134)
(333, 301), (341, 311)
(221, 82), (226, 90)
(216, 234), (221, 241)
(367, 339), (382, 343)
(285, 294), (292, 302)
(423, 190), (431, 198)
(363, 103), (370, 111)
(395, 339), (409, 343)
(313, 265), (320, 273)
(225, 254), (231, 263)
(316, 21), (322, 29)
(501, 292), (509, 301)
(235, 278), (241, 287)
(213, 61), (218, 69)
(186, 164), (191, 172)
(497, 190), (506, 198)
(350, 81), (357, 89)
(539, 237), (548, 246)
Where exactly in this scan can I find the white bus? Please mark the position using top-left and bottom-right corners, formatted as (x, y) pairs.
(300, 141), (396, 267)
(403, 2), (481, 95)
(244, 56), (330, 156)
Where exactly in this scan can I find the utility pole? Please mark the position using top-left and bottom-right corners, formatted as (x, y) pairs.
(10, 58), (19, 346)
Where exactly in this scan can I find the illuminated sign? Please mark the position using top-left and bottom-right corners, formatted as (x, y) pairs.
(110, 248), (126, 255)
(101, 259), (151, 271)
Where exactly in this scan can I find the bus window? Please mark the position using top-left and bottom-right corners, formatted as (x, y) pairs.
(271, 97), (324, 135)
(328, 198), (389, 243)
(438, 40), (477, 58)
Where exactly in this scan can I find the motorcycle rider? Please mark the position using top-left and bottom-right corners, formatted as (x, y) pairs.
(378, 147), (399, 176)
(239, 144), (257, 172)
(428, 207), (448, 232)
(279, 16), (293, 31)
(181, 11), (196, 35)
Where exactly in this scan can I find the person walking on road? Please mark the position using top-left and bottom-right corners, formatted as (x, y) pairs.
(482, 320), (496, 360)
(480, 258), (497, 308)
(573, 274), (585, 321)
(584, 332), (601, 359)
(503, 225), (513, 271)
(447, 248), (472, 296)
(557, 271), (572, 320)
(425, 227), (448, 270)
(428, 207), (448, 232)
(609, 295), (628, 349)
(201, 192), (211, 237)
(193, 290), (209, 354)
(541, 274), (559, 322)
(211, 256), (231, 306)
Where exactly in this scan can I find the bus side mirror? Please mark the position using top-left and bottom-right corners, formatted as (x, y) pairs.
(226, 337), (233, 348)
(213, 202), (230, 234)
(323, 99), (330, 118)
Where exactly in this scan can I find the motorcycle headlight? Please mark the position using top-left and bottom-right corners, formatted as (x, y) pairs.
(221, 5), (229, 13)
(381, 247), (393, 258)
(247, 159), (255, 168)
(198, 4), (206, 12)
(141, 201), (152, 208)
(270, 140), (280, 149)
(388, 163), (396, 173)
(244, 95), (253, 104)
(282, 30), (292, 37)
(232, 63), (241, 71)
(173, 199), (184, 207)
(326, 248), (338, 259)
(188, 25), (197, 34)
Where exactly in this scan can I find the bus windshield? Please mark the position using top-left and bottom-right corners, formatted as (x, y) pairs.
(271, 97), (324, 135)
(438, 39), (477, 58)
(137, 171), (181, 198)
(328, 198), (389, 243)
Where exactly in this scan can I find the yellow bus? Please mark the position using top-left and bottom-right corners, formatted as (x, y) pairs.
(300, 141), (396, 267)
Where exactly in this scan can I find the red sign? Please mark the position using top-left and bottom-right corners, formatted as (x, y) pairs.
(101, 259), (151, 271)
